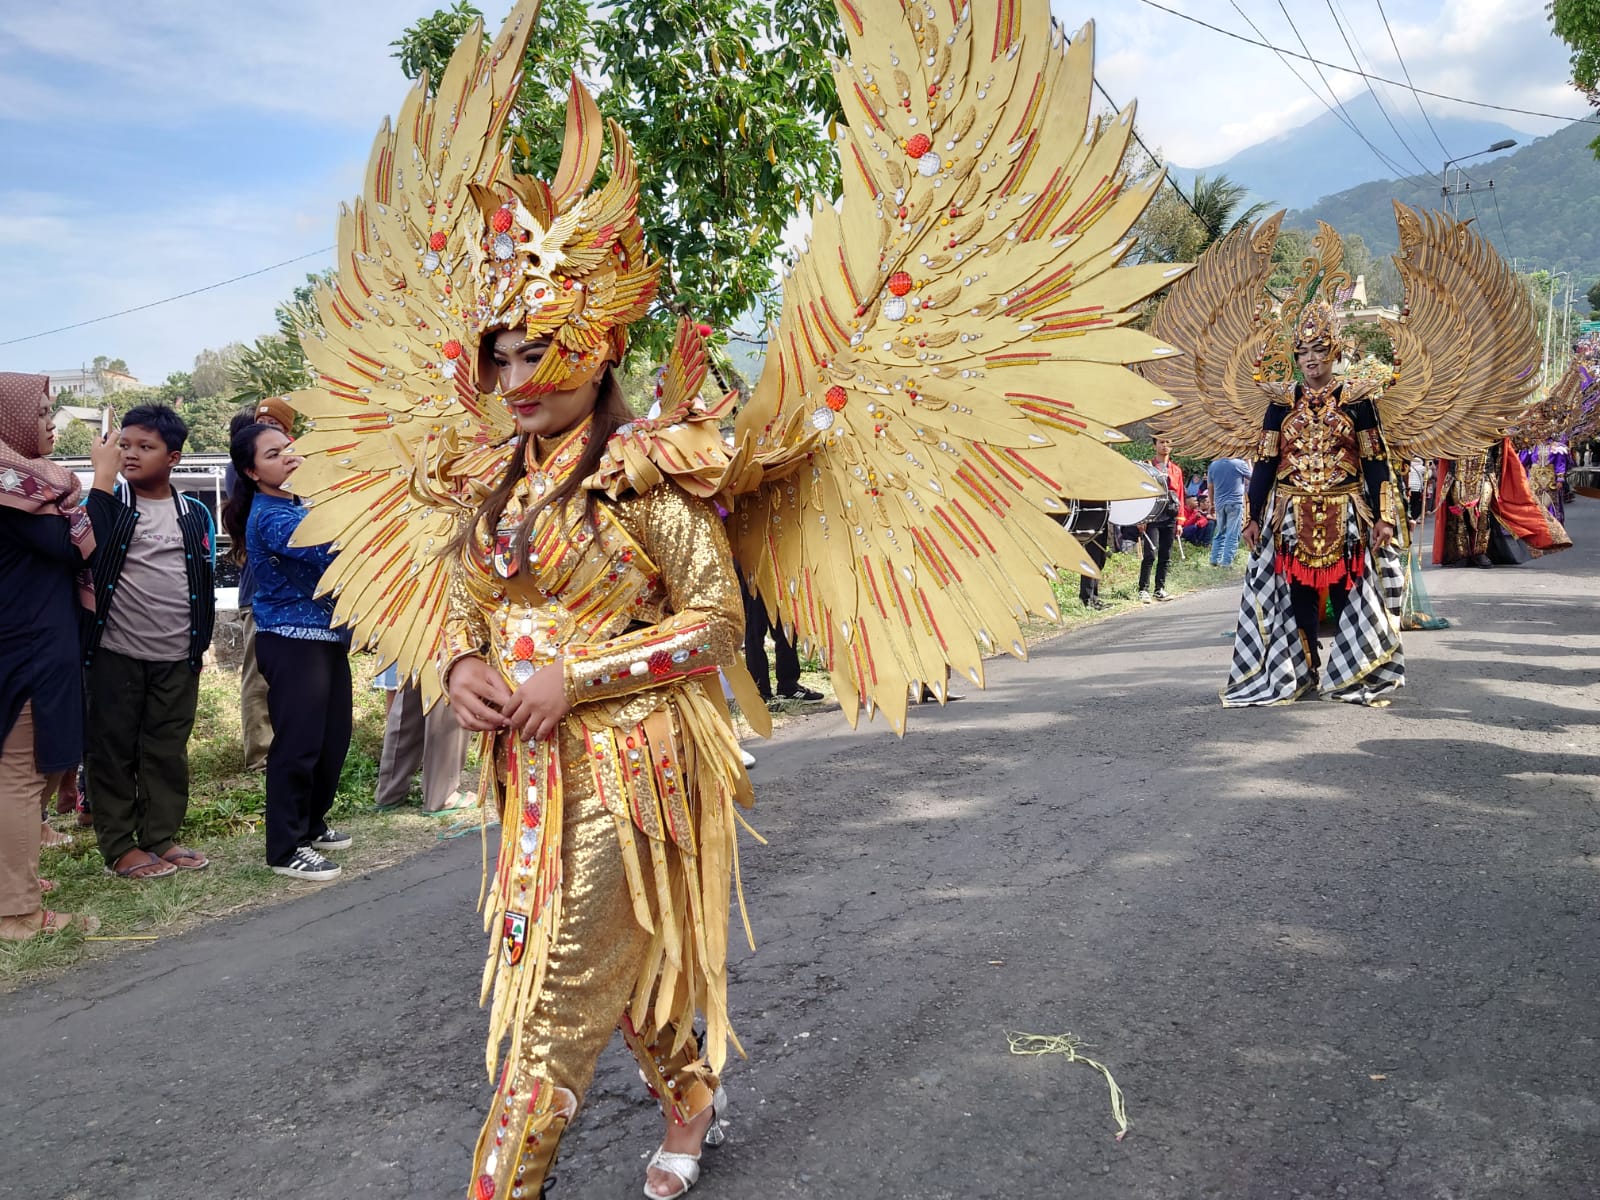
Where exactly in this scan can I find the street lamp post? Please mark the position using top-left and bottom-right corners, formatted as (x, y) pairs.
(1441, 139), (1517, 218)
(1542, 270), (1571, 386)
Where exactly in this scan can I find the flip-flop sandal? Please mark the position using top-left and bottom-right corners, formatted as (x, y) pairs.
(38, 878), (57, 894)
(107, 850), (177, 881)
(159, 846), (209, 872)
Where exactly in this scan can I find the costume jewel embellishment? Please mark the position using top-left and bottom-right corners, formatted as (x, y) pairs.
(671, 649), (689, 663)
(916, 151), (943, 177)
(810, 407), (836, 432)
(493, 232), (516, 260)
(882, 295), (908, 321)
(887, 271), (913, 297)
(0, 468), (21, 492)
(905, 133), (932, 157)
(511, 660), (535, 684)
(423, 250), (440, 271)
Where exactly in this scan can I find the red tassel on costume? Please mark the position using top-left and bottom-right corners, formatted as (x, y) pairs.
(1275, 554), (1359, 590)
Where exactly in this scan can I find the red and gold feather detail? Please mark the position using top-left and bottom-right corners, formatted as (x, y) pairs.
(729, 0), (1189, 735)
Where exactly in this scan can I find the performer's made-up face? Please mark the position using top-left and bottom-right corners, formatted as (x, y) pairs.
(1295, 342), (1334, 385)
(489, 329), (606, 440)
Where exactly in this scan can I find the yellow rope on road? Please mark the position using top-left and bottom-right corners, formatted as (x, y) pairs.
(1006, 1030), (1130, 1140)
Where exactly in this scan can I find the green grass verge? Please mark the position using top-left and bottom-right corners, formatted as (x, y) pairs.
(1, 656), (472, 990)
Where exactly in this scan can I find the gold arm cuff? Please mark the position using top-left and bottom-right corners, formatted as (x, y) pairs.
(562, 617), (721, 706)
(1378, 480), (1401, 527)
(1357, 428), (1384, 458)
(438, 619), (488, 688)
(1258, 430), (1281, 458)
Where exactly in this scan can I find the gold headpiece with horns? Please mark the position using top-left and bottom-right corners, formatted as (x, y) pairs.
(465, 76), (658, 394)
(1252, 221), (1352, 384)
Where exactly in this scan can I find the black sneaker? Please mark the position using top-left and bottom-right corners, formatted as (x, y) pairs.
(773, 685), (824, 702)
(311, 827), (352, 852)
(272, 847), (342, 882)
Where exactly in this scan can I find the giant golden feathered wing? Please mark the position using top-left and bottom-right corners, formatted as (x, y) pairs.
(728, 0), (1191, 735)
(1377, 201), (1540, 459)
(1147, 201), (1539, 467)
(283, 1), (541, 709)
(1141, 212), (1285, 457)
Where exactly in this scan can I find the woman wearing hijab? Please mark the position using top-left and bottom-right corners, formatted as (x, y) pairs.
(0, 374), (100, 939)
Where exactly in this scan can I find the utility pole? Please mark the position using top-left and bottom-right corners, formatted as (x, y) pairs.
(1441, 139), (1517, 219)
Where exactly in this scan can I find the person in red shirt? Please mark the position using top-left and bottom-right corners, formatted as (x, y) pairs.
(1138, 437), (1188, 602)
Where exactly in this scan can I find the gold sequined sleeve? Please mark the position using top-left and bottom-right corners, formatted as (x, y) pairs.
(438, 547), (492, 686)
(562, 484), (744, 705)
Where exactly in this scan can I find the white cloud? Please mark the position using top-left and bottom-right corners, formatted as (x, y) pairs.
(0, 186), (337, 383)
(1077, 0), (1588, 163)
(0, 0), (447, 126)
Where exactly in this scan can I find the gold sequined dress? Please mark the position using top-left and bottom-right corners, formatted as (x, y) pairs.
(439, 420), (754, 1199)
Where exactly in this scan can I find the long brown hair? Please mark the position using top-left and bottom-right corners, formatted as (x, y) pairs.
(222, 422), (278, 566)
(465, 366), (634, 562)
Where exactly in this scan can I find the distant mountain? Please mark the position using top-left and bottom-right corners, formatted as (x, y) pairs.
(1290, 120), (1600, 285)
(1168, 92), (1524, 211)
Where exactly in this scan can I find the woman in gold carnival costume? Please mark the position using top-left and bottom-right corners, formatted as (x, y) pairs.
(1142, 211), (1540, 706)
(281, 1), (1196, 1194)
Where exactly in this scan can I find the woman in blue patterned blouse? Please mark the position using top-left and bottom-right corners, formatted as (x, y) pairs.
(223, 423), (353, 882)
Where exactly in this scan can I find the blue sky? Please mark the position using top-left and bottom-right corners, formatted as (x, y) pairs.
(0, 0), (1584, 384)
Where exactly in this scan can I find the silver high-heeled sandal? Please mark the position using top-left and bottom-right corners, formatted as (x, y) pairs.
(641, 1086), (727, 1199)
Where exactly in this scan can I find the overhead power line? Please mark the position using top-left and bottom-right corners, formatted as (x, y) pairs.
(1488, 183), (1516, 264)
(1236, 0), (1425, 186)
(1323, 0), (1434, 177)
(1057, 23), (1214, 236)
(1372, 0), (1453, 159)
(1138, 0), (1600, 125)
(0, 247), (335, 349)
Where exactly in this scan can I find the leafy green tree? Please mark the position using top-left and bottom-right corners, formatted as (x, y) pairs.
(229, 270), (334, 410)
(52, 420), (95, 457)
(1550, 0), (1600, 155)
(190, 345), (244, 399)
(1135, 172), (1271, 265)
(1269, 227), (1315, 289)
(392, 0), (845, 364)
(1588, 277), (1600, 315)
(1346, 321), (1394, 363)
(1189, 173), (1273, 248)
(178, 395), (240, 453)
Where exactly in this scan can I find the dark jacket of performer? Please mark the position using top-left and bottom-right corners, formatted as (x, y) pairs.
(1246, 379), (1396, 619)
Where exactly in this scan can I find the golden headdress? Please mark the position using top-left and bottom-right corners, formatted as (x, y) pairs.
(1253, 223), (1351, 384)
(465, 77), (658, 394)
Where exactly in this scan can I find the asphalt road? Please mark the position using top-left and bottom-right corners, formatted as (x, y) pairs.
(5, 502), (1599, 1200)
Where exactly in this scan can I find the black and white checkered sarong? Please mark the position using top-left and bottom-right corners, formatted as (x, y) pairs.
(1222, 505), (1405, 707)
